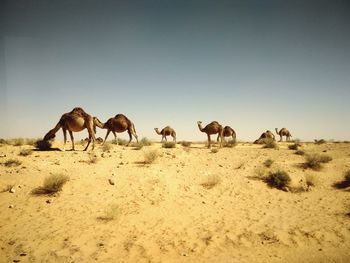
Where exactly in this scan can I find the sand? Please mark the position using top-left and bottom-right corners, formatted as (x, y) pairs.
(0, 141), (349, 262)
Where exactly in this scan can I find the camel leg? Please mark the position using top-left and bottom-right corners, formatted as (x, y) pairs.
(165, 136), (167, 142)
(134, 133), (138, 143)
(217, 134), (220, 142)
(104, 130), (111, 144)
(207, 134), (211, 149)
(112, 131), (117, 142)
(69, 131), (75, 151)
(127, 132), (132, 146)
(219, 134), (223, 148)
(84, 123), (95, 151)
(62, 129), (67, 151)
(279, 135), (282, 142)
(173, 135), (176, 143)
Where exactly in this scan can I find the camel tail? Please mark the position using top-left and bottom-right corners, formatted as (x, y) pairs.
(275, 128), (279, 135)
(43, 122), (62, 141)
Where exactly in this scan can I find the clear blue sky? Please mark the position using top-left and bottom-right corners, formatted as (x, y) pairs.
(1, 0), (349, 141)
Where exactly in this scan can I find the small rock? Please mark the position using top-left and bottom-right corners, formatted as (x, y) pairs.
(19, 253), (27, 257)
(9, 205), (14, 208)
(13, 259), (20, 262)
(46, 199), (52, 204)
(9, 188), (16, 193)
(108, 179), (115, 185)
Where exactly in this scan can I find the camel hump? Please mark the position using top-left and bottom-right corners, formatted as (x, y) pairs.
(70, 107), (89, 118)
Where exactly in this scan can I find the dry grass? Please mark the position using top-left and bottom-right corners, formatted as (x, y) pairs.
(140, 137), (152, 146)
(102, 143), (113, 152)
(303, 153), (332, 170)
(162, 142), (176, 148)
(112, 139), (128, 146)
(97, 204), (119, 221)
(333, 170), (350, 189)
(200, 174), (221, 189)
(314, 139), (326, 145)
(180, 141), (192, 147)
(295, 150), (305, 156)
(224, 139), (237, 148)
(262, 139), (278, 149)
(3, 159), (22, 167)
(288, 143), (300, 150)
(265, 170), (291, 190)
(305, 174), (316, 187)
(263, 159), (274, 168)
(144, 150), (159, 164)
(19, 148), (33, 156)
(31, 174), (69, 195)
(131, 142), (144, 150)
(35, 139), (52, 150)
(88, 152), (99, 164)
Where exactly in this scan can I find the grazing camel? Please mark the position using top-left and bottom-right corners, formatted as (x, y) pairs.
(217, 126), (236, 142)
(253, 130), (275, 144)
(93, 114), (138, 145)
(197, 121), (223, 149)
(154, 126), (176, 143)
(43, 107), (96, 151)
(275, 128), (292, 142)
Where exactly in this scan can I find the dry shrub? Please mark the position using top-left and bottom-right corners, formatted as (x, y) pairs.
(162, 142), (176, 148)
(262, 138), (278, 149)
(333, 170), (350, 189)
(131, 142), (144, 150)
(97, 204), (119, 221)
(224, 139), (237, 148)
(31, 174), (69, 195)
(295, 150), (305, 156)
(305, 174), (316, 187)
(144, 150), (159, 164)
(304, 153), (332, 170)
(263, 159), (274, 168)
(112, 139), (128, 146)
(314, 139), (326, 145)
(19, 148), (33, 156)
(3, 159), (22, 167)
(140, 137), (152, 146)
(200, 174), (221, 189)
(265, 170), (291, 190)
(211, 148), (219, 153)
(181, 141), (192, 147)
(6, 138), (25, 146)
(102, 143), (113, 152)
(288, 143), (300, 150)
(35, 139), (52, 150)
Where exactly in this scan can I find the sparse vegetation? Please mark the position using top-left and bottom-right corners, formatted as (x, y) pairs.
(102, 143), (113, 152)
(288, 142), (301, 150)
(3, 159), (22, 167)
(31, 174), (69, 195)
(19, 148), (33, 156)
(144, 150), (159, 164)
(5, 138), (37, 146)
(314, 139), (326, 145)
(211, 148), (219, 153)
(303, 153), (332, 170)
(162, 142), (176, 148)
(140, 137), (152, 146)
(263, 159), (274, 168)
(112, 138), (128, 146)
(265, 170), (291, 190)
(295, 150), (305, 155)
(224, 139), (237, 148)
(132, 142), (144, 150)
(97, 204), (119, 221)
(35, 139), (52, 150)
(333, 170), (350, 189)
(200, 174), (221, 189)
(181, 141), (192, 147)
(305, 174), (316, 187)
(262, 138), (278, 149)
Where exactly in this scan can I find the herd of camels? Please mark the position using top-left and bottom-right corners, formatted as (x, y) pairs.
(43, 107), (292, 151)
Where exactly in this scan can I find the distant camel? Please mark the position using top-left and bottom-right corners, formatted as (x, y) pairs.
(154, 126), (176, 143)
(217, 126), (236, 142)
(275, 128), (292, 142)
(197, 121), (223, 148)
(253, 130), (275, 144)
(93, 114), (138, 145)
(43, 107), (96, 151)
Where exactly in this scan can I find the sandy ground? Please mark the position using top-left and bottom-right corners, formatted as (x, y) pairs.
(0, 141), (349, 263)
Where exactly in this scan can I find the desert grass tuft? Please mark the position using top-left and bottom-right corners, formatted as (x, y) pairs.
(265, 170), (291, 190)
(333, 170), (350, 189)
(144, 150), (159, 164)
(200, 174), (221, 189)
(19, 148), (33, 156)
(211, 148), (219, 153)
(162, 141), (176, 148)
(224, 139), (237, 148)
(97, 204), (119, 221)
(35, 139), (52, 150)
(88, 152), (99, 164)
(112, 138), (128, 146)
(305, 174), (316, 187)
(314, 139), (326, 145)
(303, 153), (332, 170)
(263, 159), (274, 168)
(131, 142), (144, 150)
(262, 138), (278, 149)
(181, 141), (192, 147)
(140, 137), (152, 146)
(288, 143), (300, 150)
(295, 150), (305, 156)
(102, 143), (113, 152)
(31, 174), (69, 195)
(3, 159), (22, 167)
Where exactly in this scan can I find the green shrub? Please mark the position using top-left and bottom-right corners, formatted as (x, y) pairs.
(265, 170), (291, 190)
(304, 153), (332, 170)
(162, 142), (176, 148)
(31, 174), (69, 195)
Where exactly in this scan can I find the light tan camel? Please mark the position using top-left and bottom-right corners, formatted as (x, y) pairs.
(275, 128), (292, 142)
(217, 126), (236, 142)
(154, 126), (176, 143)
(93, 114), (138, 145)
(253, 130), (275, 144)
(197, 121), (223, 148)
(43, 107), (96, 151)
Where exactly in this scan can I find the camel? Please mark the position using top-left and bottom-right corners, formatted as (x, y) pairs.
(275, 128), (292, 142)
(43, 107), (96, 151)
(253, 130), (275, 144)
(154, 126), (176, 143)
(93, 114), (138, 145)
(197, 121), (223, 148)
(217, 126), (236, 142)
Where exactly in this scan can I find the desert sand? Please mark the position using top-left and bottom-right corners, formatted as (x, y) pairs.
(0, 141), (349, 263)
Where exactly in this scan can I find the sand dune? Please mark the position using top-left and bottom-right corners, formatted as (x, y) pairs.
(0, 141), (349, 262)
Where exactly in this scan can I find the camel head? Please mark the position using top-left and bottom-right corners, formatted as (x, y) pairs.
(197, 121), (202, 125)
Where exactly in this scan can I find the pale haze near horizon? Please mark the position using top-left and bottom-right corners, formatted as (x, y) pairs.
(1, 0), (349, 142)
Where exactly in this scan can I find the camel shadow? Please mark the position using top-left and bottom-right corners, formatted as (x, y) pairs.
(33, 148), (62, 152)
